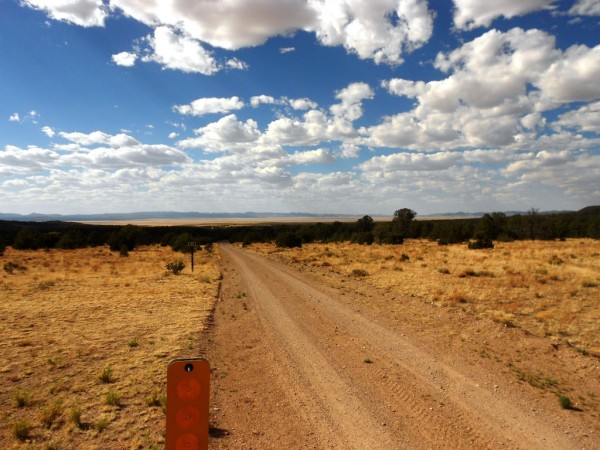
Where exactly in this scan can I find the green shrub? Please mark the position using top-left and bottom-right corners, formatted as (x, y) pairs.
(165, 260), (185, 275)
(468, 238), (494, 249)
(119, 245), (129, 257)
(275, 232), (302, 248)
(548, 255), (564, 265)
(13, 420), (31, 441)
(4, 261), (27, 274)
(146, 390), (162, 407)
(99, 366), (113, 384)
(57, 230), (86, 249)
(351, 231), (374, 245)
(160, 393), (167, 414)
(458, 269), (494, 278)
(146, 391), (167, 414)
(558, 395), (573, 410)
(70, 407), (84, 429)
(40, 400), (63, 429)
(14, 390), (32, 407)
(105, 391), (122, 407)
(351, 268), (369, 277)
(96, 417), (110, 432)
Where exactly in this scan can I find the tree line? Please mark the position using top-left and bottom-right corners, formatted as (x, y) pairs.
(0, 207), (598, 255)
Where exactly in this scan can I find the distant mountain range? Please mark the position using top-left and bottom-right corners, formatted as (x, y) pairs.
(0, 211), (362, 222)
(0, 207), (597, 223)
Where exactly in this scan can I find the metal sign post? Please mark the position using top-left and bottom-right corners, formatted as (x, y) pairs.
(188, 241), (198, 272)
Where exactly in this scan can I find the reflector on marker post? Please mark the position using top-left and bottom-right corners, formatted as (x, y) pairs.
(166, 358), (210, 450)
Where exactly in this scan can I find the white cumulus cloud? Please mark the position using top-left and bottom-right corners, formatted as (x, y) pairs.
(41, 126), (56, 138)
(266, 117), (319, 146)
(569, 0), (600, 16)
(555, 101), (600, 133)
(60, 144), (190, 168)
(537, 44), (600, 104)
(309, 0), (433, 64)
(58, 131), (141, 149)
(288, 148), (335, 165)
(504, 150), (579, 175)
(452, 0), (556, 29)
(111, 0), (316, 50)
(369, 28), (600, 151)
(24, 0), (435, 68)
(250, 95), (279, 107)
(226, 58), (248, 70)
(142, 26), (219, 75)
(0, 145), (59, 172)
(112, 51), (137, 67)
(174, 97), (245, 116)
(22, 0), (107, 27)
(289, 98), (319, 110)
(360, 151), (463, 172)
(330, 82), (374, 121)
(178, 114), (261, 152)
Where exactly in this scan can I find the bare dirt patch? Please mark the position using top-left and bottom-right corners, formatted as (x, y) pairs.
(0, 246), (219, 449)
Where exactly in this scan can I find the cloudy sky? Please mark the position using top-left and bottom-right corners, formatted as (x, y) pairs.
(1, 0), (599, 215)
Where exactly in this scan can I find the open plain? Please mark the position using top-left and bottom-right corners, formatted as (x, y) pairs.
(1, 238), (599, 448)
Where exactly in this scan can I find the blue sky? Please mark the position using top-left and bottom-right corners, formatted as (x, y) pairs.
(1, 0), (599, 215)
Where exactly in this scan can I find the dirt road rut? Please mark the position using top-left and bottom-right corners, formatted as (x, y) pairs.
(206, 244), (598, 449)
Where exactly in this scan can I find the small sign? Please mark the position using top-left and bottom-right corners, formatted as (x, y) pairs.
(166, 358), (210, 450)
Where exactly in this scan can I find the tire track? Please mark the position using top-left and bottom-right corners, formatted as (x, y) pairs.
(222, 244), (400, 449)
(235, 251), (501, 448)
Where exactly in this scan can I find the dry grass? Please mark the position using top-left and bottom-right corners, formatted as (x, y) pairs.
(0, 245), (220, 449)
(251, 239), (600, 356)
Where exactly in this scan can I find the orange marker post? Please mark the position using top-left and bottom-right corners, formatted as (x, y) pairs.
(166, 358), (210, 450)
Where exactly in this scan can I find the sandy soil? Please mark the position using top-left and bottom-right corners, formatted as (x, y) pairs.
(207, 243), (599, 449)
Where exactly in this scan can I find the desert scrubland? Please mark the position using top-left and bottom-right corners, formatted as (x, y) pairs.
(1, 238), (599, 448)
(251, 239), (600, 357)
(0, 245), (219, 449)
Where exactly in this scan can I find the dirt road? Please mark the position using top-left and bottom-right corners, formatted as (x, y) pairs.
(206, 244), (599, 449)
